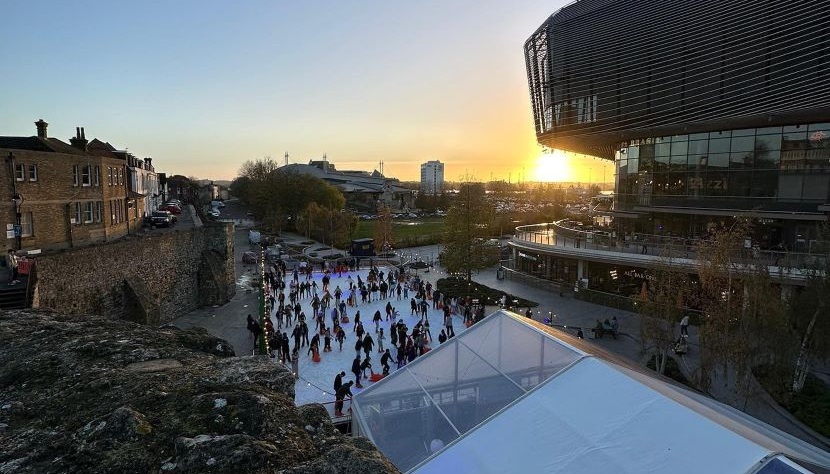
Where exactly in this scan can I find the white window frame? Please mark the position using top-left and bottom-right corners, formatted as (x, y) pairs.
(93, 166), (100, 186)
(107, 167), (113, 186)
(81, 164), (91, 187)
(83, 202), (94, 224)
(94, 201), (102, 223)
(15, 164), (25, 182)
(27, 164), (38, 182)
(20, 212), (33, 237)
(75, 202), (82, 225)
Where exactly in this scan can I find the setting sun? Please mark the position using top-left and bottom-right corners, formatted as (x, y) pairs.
(533, 149), (572, 182)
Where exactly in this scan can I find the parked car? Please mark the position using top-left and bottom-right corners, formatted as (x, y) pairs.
(207, 209), (220, 218)
(149, 211), (174, 227)
(160, 203), (182, 214)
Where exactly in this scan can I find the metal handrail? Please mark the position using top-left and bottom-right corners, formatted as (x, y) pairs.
(513, 222), (828, 271)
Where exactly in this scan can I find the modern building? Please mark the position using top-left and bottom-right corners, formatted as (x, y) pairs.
(420, 160), (444, 196)
(514, 0), (830, 295)
(0, 120), (136, 252)
(282, 160), (415, 212)
(524, 0), (830, 247)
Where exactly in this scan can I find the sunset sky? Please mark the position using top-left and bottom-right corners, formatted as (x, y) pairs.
(1, 0), (612, 184)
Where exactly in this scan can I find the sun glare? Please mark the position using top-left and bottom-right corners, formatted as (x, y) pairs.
(533, 150), (571, 182)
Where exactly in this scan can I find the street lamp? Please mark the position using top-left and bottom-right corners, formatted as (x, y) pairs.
(12, 193), (24, 250)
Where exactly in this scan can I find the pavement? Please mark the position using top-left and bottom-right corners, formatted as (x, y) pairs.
(170, 229), (830, 452)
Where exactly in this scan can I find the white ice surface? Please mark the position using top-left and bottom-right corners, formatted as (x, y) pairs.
(265, 267), (472, 410)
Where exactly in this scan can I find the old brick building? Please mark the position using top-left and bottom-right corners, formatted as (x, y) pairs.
(0, 120), (139, 252)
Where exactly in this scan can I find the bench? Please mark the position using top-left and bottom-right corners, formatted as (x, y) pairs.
(591, 326), (617, 339)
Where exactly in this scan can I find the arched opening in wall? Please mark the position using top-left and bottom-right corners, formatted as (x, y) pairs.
(198, 250), (232, 307)
(123, 277), (160, 325)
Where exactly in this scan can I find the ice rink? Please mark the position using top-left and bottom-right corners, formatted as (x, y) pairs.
(262, 265), (471, 412)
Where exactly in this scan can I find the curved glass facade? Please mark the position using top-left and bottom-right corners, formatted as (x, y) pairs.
(615, 122), (830, 212)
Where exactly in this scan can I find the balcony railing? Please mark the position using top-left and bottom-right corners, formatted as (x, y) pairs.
(513, 221), (828, 272)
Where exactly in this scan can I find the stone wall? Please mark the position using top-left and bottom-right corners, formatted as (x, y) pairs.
(32, 222), (235, 323)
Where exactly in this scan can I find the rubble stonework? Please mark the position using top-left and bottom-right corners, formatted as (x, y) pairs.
(0, 310), (399, 474)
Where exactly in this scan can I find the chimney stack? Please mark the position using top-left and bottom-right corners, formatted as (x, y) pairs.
(69, 126), (89, 151)
(144, 158), (153, 170)
(35, 119), (48, 138)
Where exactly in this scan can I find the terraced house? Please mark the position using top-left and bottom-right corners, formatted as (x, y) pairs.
(0, 119), (141, 253)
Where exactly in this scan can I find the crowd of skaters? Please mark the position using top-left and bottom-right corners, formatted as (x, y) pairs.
(245, 257), (487, 416)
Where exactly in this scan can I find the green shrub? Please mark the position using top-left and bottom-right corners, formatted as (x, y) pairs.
(436, 277), (537, 308)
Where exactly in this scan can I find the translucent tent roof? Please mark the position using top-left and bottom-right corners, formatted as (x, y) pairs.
(351, 311), (587, 472)
(351, 310), (830, 474)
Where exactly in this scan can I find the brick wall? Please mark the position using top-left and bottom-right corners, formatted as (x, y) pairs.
(32, 223), (235, 323)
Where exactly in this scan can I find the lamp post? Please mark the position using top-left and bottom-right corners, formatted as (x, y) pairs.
(12, 193), (24, 251)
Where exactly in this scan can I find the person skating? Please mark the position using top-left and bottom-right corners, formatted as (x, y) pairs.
(354, 335), (363, 358)
(362, 333), (375, 358)
(360, 355), (374, 377)
(336, 326), (346, 351)
(438, 329), (447, 344)
(352, 355), (363, 388)
(377, 328), (386, 353)
(380, 349), (392, 375)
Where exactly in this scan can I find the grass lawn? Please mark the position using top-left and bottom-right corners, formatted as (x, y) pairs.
(353, 218), (445, 247)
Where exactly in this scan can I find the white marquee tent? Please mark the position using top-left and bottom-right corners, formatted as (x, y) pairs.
(351, 310), (830, 473)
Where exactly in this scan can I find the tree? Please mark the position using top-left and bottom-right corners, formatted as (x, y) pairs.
(296, 203), (356, 249)
(637, 248), (691, 375)
(374, 206), (395, 253)
(695, 219), (789, 403)
(440, 183), (499, 281)
(789, 224), (830, 392)
(234, 160), (346, 234)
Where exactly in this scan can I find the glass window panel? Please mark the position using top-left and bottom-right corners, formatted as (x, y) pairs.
(639, 144), (654, 167)
(779, 175), (803, 200)
(730, 135), (755, 152)
(710, 130), (731, 138)
(690, 155), (708, 171)
(783, 125), (807, 133)
(652, 173), (669, 195)
(707, 153), (729, 169)
(782, 133), (809, 151)
(751, 170), (777, 197)
(802, 175), (829, 200)
(668, 173), (686, 194)
(688, 132), (709, 140)
(755, 134), (781, 151)
(687, 174), (706, 194)
(730, 152), (753, 169)
(655, 155), (670, 172)
(655, 142), (671, 157)
(709, 138), (731, 154)
(627, 158), (639, 174)
(706, 171), (729, 196)
(670, 140), (688, 156)
(754, 149), (780, 169)
(808, 122), (830, 131)
(756, 126), (782, 135)
(669, 155), (687, 171)
(671, 134), (688, 142)
(688, 140), (708, 155)
(729, 171), (752, 196)
(732, 128), (755, 137)
(627, 146), (639, 159)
